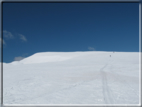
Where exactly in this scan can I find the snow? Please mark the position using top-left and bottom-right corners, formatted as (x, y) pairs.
(2, 51), (140, 105)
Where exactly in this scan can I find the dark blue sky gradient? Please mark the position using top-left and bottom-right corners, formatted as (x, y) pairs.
(3, 3), (139, 63)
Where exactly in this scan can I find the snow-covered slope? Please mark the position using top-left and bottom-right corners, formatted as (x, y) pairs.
(3, 51), (140, 105)
(19, 52), (79, 64)
(10, 52), (88, 64)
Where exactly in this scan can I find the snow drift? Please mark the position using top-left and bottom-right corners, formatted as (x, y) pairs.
(11, 52), (87, 64)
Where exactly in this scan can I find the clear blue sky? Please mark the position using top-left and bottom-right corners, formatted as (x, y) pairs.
(2, 3), (139, 63)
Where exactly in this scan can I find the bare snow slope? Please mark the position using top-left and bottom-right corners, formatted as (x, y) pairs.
(3, 51), (140, 104)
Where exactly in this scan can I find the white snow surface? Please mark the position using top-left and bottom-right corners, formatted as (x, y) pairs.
(3, 51), (140, 105)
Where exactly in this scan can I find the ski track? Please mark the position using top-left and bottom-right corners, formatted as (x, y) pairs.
(100, 62), (115, 104)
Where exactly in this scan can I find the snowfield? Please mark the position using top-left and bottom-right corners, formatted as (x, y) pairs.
(3, 51), (140, 105)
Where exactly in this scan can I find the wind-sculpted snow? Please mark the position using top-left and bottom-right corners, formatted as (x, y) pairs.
(11, 52), (86, 64)
(3, 51), (140, 105)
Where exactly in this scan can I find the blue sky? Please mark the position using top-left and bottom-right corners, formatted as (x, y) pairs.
(2, 3), (139, 63)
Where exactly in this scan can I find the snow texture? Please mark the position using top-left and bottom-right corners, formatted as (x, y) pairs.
(2, 51), (140, 105)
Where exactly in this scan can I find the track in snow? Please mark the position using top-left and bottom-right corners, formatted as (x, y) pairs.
(100, 63), (115, 104)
